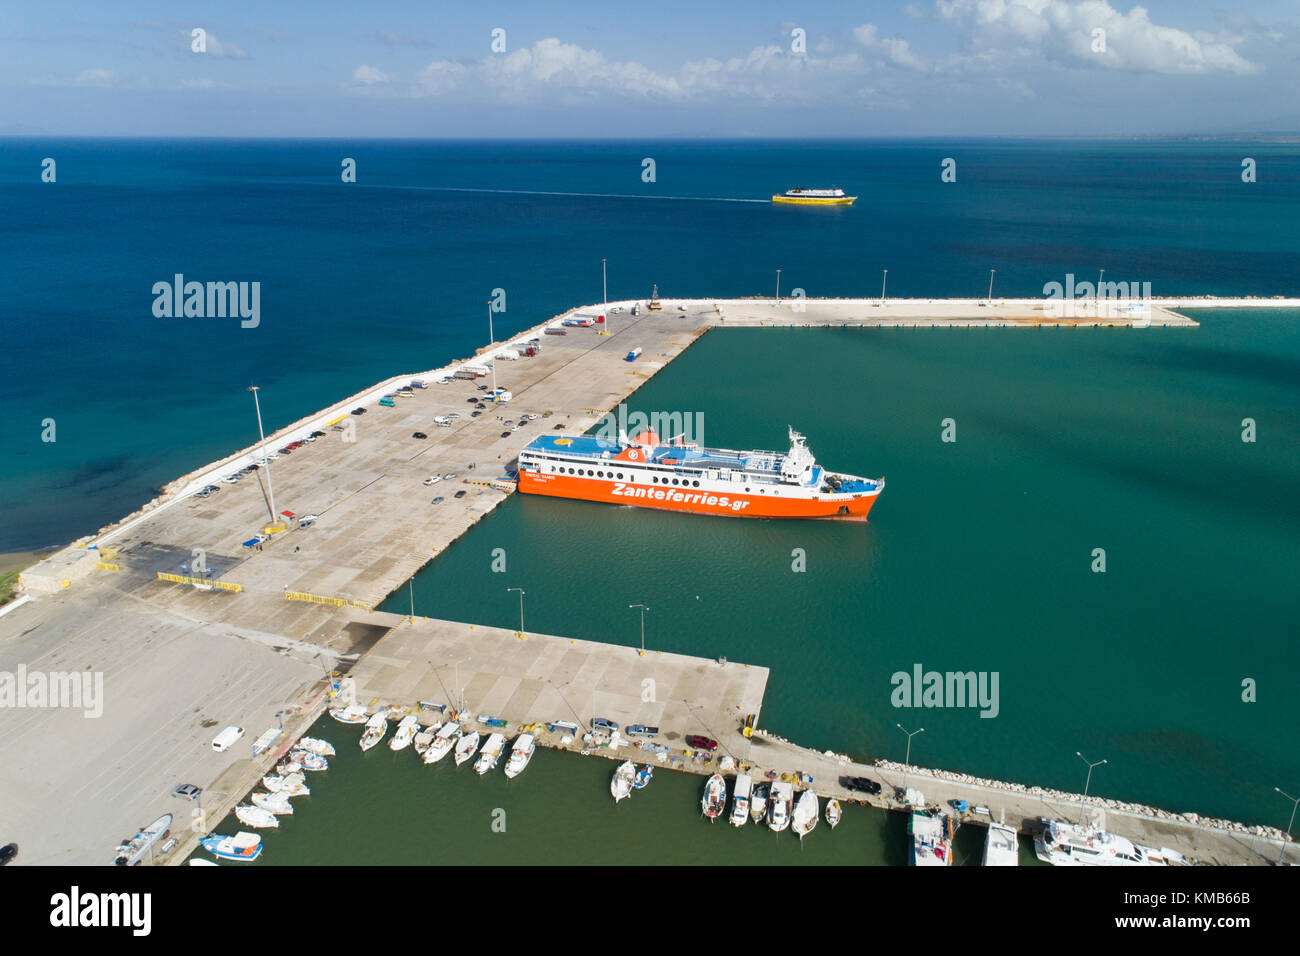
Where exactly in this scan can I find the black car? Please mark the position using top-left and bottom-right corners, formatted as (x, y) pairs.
(471, 410), (482, 417)
(500, 431), (511, 438)
(412, 432), (427, 439)
(454, 490), (467, 499)
(842, 775), (882, 796)
(351, 407), (366, 415)
(0, 843), (17, 866)
(467, 397), (479, 403)
(477, 384), (488, 391)
(476, 403), (486, 409)
(309, 430), (325, 438)
(554, 423), (565, 430)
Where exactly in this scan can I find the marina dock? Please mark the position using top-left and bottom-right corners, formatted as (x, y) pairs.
(3, 295), (1294, 865)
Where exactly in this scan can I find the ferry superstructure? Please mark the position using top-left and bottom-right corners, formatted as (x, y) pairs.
(516, 427), (883, 520)
(772, 187), (856, 206)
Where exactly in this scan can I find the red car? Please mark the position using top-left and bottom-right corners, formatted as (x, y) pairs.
(686, 735), (717, 751)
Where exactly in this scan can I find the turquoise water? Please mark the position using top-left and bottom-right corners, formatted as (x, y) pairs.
(380, 311), (1300, 829)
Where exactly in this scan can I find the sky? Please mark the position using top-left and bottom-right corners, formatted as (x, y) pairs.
(3, 0), (1299, 138)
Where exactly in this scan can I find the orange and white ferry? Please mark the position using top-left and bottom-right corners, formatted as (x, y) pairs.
(516, 428), (883, 520)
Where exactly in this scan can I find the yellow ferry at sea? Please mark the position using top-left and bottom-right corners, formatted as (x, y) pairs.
(772, 187), (856, 206)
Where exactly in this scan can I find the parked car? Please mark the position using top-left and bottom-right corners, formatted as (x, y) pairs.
(467, 397), (479, 403)
(500, 431), (511, 437)
(477, 384), (488, 391)
(310, 430), (326, 438)
(553, 424), (565, 430)
(443, 473), (457, 480)
(685, 735), (718, 751)
(222, 474), (240, 484)
(412, 432), (428, 439)
(299, 513), (319, 523)
(842, 776), (882, 796)
(379, 397), (395, 407)
(471, 410), (482, 417)
(476, 403), (487, 409)
(351, 407), (366, 415)
(592, 717), (618, 732)
(423, 476), (442, 486)
(454, 490), (467, 499)
(431, 496), (444, 504)
(172, 784), (202, 800)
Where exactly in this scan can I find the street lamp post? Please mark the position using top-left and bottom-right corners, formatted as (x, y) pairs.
(1098, 268), (1105, 300)
(485, 301), (497, 395)
(629, 603), (649, 656)
(897, 723), (924, 796)
(1275, 787), (1299, 865)
(602, 258), (608, 331)
(881, 269), (888, 305)
(987, 268), (996, 304)
(1076, 751), (1108, 823)
(508, 587), (525, 638)
(775, 269), (781, 303)
(248, 385), (276, 522)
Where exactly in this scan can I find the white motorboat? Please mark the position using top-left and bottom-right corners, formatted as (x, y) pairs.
(274, 755), (302, 776)
(424, 722), (459, 764)
(1035, 819), (1183, 866)
(413, 724), (439, 756)
(454, 730), (481, 766)
(251, 791), (293, 815)
(750, 782), (769, 824)
(235, 805), (279, 829)
(360, 711), (387, 751)
(730, 773), (752, 827)
(701, 773), (726, 821)
(826, 799), (842, 830)
(910, 808), (955, 866)
(389, 714), (419, 751)
(111, 813), (172, 866)
(983, 822), (1019, 866)
(767, 782), (793, 833)
(261, 773), (309, 797)
(328, 704), (368, 724)
(792, 790), (819, 840)
(611, 760), (636, 802)
(504, 733), (535, 778)
(200, 831), (262, 862)
(296, 736), (336, 756)
(291, 750), (328, 771)
(474, 732), (507, 774)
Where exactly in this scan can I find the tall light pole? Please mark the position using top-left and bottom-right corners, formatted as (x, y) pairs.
(987, 268), (996, 304)
(1275, 787), (1299, 866)
(601, 258), (608, 332)
(1097, 268), (1105, 300)
(880, 269), (888, 305)
(629, 603), (649, 656)
(775, 269), (781, 303)
(1076, 751), (1107, 823)
(248, 385), (276, 523)
(897, 723), (923, 796)
(485, 300), (497, 395)
(508, 587), (525, 638)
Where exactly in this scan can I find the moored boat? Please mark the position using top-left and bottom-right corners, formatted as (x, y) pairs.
(1034, 819), (1182, 866)
(291, 750), (328, 771)
(909, 807), (955, 866)
(701, 773), (726, 820)
(730, 773), (752, 827)
(200, 831), (262, 862)
(389, 714), (419, 751)
(792, 790), (819, 840)
(504, 733), (536, 778)
(261, 773), (309, 797)
(983, 822), (1019, 866)
(295, 736), (335, 756)
(454, 730), (481, 766)
(768, 782), (794, 833)
(476, 714), (508, 728)
(611, 760), (636, 802)
(424, 722), (459, 764)
(826, 799), (842, 830)
(750, 782), (770, 824)
(633, 764), (653, 790)
(275, 755), (302, 776)
(413, 725), (437, 755)
(235, 805), (279, 829)
(328, 703), (368, 724)
(112, 813), (172, 866)
(474, 732), (507, 774)
(251, 791), (293, 815)
(359, 711), (387, 751)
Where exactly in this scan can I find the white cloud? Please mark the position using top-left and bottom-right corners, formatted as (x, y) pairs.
(853, 24), (928, 70)
(933, 0), (1258, 74)
(73, 68), (119, 87)
(352, 65), (393, 86)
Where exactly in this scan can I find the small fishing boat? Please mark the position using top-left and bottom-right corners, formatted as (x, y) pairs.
(291, 750), (328, 771)
(701, 773), (726, 820)
(504, 733), (536, 779)
(983, 822), (1019, 866)
(389, 714), (419, 751)
(111, 813), (172, 866)
(475, 732), (507, 774)
(296, 737), (336, 757)
(261, 773), (309, 797)
(251, 791), (293, 815)
(454, 730), (481, 766)
(477, 714), (508, 728)
(275, 755), (302, 776)
(200, 831), (262, 862)
(413, 725), (437, 756)
(424, 722), (459, 764)
(792, 790), (819, 840)
(360, 712), (387, 751)
(826, 799), (842, 830)
(612, 760), (636, 802)
(328, 703), (368, 724)
(730, 773), (752, 828)
(235, 805), (279, 829)
(633, 764), (653, 790)
(768, 782), (793, 833)
(750, 782), (770, 824)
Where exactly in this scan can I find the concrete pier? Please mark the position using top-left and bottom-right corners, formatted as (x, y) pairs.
(2, 295), (1291, 865)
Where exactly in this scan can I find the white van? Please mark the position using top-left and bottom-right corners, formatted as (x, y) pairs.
(211, 726), (245, 752)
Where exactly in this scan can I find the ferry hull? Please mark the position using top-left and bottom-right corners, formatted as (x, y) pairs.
(517, 470), (879, 519)
(772, 195), (856, 206)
